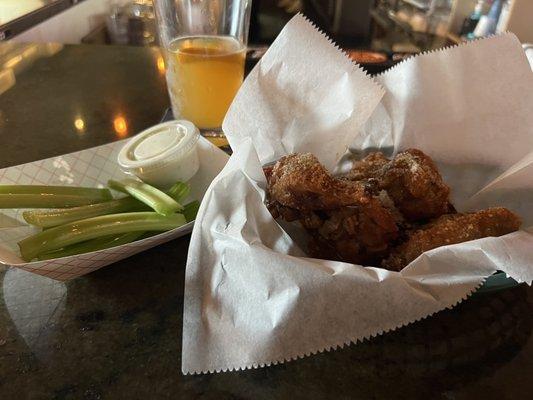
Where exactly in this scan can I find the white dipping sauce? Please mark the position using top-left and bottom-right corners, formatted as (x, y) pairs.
(118, 120), (200, 189)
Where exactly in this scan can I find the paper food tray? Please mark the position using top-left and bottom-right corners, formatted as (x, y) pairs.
(0, 137), (228, 281)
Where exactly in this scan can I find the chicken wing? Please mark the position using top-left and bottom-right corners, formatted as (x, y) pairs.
(344, 151), (389, 181)
(265, 153), (400, 265)
(305, 199), (400, 265)
(267, 153), (377, 211)
(345, 149), (452, 221)
(382, 207), (521, 271)
(378, 149), (451, 220)
(265, 152), (519, 270)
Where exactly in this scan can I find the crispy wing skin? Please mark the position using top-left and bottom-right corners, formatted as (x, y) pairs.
(344, 151), (389, 181)
(382, 207), (521, 271)
(306, 200), (400, 265)
(345, 149), (451, 221)
(265, 153), (400, 265)
(379, 149), (451, 220)
(270, 201), (400, 265)
(267, 153), (377, 211)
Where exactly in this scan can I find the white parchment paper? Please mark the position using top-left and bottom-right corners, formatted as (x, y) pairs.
(182, 15), (533, 374)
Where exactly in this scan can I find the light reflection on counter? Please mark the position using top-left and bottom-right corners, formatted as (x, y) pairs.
(113, 115), (128, 138)
(2, 267), (67, 356)
(0, 43), (63, 96)
(157, 55), (165, 75)
(74, 117), (85, 133)
(0, 69), (15, 96)
(4, 54), (23, 70)
(21, 45), (38, 60)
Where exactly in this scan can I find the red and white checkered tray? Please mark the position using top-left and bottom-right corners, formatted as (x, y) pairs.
(0, 137), (228, 281)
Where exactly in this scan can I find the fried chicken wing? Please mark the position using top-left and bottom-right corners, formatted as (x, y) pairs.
(265, 151), (520, 270)
(305, 200), (400, 265)
(266, 199), (400, 264)
(265, 153), (400, 265)
(379, 149), (451, 220)
(382, 207), (521, 271)
(345, 151), (390, 181)
(345, 149), (451, 221)
(267, 153), (377, 211)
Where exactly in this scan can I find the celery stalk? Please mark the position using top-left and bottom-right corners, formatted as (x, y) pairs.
(23, 183), (189, 228)
(0, 185), (112, 201)
(108, 179), (182, 216)
(36, 231), (144, 260)
(18, 212), (186, 261)
(0, 194), (110, 209)
(167, 182), (190, 203)
(183, 201), (200, 222)
(23, 197), (147, 228)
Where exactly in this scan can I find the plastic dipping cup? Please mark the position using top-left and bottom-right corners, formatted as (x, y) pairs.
(118, 120), (200, 189)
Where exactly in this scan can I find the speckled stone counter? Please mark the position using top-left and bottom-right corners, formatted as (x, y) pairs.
(0, 42), (532, 400)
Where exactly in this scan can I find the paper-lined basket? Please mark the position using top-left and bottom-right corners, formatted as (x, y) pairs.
(0, 137), (228, 281)
(182, 14), (533, 374)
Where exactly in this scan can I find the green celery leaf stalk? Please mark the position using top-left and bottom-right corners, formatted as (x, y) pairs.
(108, 179), (182, 216)
(23, 196), (148, 228)
(18, 212), (186, 261)
(37, 231), (145, 260)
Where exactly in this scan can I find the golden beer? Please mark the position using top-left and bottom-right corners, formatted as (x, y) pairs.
(165, 36), (246, 130)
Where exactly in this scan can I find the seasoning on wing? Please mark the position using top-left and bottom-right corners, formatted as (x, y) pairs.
(379, 149), (452, 220)
(267, 153), (376, 211)
(265, 153), (399, 265)
(344, 151), (389, 181)
(345, 149), (452, 221)
(382, 207), (521, 271)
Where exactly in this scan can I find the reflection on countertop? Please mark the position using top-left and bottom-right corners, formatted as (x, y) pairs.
(0, 41), (169, 168)
(0, 42), (62, 95)
(2, 267), (66, 350)
(0, 251), (532, 398)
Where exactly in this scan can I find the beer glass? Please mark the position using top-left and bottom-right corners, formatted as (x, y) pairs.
(154, 0), (252, 136)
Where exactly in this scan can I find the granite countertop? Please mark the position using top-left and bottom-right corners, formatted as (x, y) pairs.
(0, 42), (532, 399)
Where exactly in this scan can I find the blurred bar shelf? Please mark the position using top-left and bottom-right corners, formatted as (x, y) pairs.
(0, 0), (86, 41)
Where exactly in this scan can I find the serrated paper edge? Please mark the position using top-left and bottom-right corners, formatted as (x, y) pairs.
(182, 276), (490, 375)
(293, 13), (385, 95)
(376, 31), (522, 78)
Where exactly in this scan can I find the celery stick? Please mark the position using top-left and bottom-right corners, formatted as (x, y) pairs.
(18, 212), (186, 261)
(108, 179), (182, 216)
(23, 196), (147, 228)
(183, 200), (200, 222)
(0, 194), (109, 209)
(37, 231), (144, 260)
(24, 183), (188, 228)
(167, 182), (190, 203)
(0, 185), (112, 201)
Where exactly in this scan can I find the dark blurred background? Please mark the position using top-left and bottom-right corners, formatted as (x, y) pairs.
(1, 1), (531, 73)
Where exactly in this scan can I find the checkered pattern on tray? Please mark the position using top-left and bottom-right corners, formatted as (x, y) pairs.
(0, 140), (194, 281)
